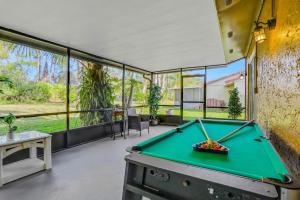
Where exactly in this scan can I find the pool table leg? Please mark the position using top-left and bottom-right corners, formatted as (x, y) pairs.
(122, 190), (142, 200)
(122, 162), (143, 200)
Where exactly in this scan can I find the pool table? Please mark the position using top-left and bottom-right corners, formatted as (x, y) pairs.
(122, 119), (299, 200)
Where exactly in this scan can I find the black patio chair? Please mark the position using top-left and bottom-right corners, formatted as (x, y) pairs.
(103, 108), (125, 140)
(127, 108), (150, 136)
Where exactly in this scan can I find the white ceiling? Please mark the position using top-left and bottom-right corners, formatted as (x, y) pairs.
(0, 0), (225, 71)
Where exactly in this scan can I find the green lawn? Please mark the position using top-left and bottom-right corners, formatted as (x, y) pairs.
(0, 103), (80, 135)
(156, 107), (245, 120)
(0, 103), (245, 136)
(0, 103), (67, 115)
(0, 115), (82, 135)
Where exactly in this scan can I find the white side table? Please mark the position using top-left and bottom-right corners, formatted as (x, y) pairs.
(0, 131), (52, 187)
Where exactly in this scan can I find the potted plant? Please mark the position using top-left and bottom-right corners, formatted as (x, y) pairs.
(148, 84), (162, 125)
(1, 113), (17, 140)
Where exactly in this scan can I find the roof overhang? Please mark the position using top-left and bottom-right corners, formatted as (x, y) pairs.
(215, 0), (263, 62)
(0, 0), (226, 71)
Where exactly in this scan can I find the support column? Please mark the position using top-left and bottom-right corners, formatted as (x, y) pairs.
(180, 69), (183, 124)
(0, 147), (3, 187)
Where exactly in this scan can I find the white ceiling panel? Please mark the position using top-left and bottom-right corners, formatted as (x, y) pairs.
(0, 0), (225, 71)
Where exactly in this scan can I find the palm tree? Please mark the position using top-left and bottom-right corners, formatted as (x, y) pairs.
(6, 42), (41, 78)
(0, 41), (9, 60)
(5, 42), (66, 83)
(125, 71), (139, 108)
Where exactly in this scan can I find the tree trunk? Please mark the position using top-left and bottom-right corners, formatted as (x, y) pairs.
(127, 80), (134, 107)
(42, 61), (49, 82)
(37, 54), (42, 81)
(50, 57), (55, 83)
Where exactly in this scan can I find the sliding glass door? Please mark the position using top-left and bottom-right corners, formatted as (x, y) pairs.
(182, 75), (205, 120)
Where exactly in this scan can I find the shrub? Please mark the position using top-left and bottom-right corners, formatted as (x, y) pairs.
(228, 87), (243, 119)
(50, 84), (64, 102)
(48, 84), (76, 103)
(4, 82), (51, 103)
(27, 82), (51, 102)
(0, 75), (13, 94)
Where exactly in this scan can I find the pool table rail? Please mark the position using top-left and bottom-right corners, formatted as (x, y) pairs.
(262, 175), (300, 189)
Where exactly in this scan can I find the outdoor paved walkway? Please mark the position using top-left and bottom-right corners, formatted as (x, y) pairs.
(0, 126), (173, 200)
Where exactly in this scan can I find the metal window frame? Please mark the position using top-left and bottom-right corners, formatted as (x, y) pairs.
(155, 63), (247, 122)
(0, 26), (151, 149)
(181, 73), (206, 120)
(0, 26), (248, 148)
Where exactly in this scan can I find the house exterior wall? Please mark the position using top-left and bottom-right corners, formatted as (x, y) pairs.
(251, 0), (300, 176)
(182, 88), (204, 102)
(173, 75), (245, 107)
(174, 88), (203, 108)
(234, 79), (245, 106)
(207, 78), (245, 107)
(207, 79), (228, 105)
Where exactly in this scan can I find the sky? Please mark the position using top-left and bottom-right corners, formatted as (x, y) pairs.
(206, 59), (245, 81)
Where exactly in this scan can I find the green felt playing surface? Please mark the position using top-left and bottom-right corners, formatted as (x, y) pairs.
(136, 120), (288, 182)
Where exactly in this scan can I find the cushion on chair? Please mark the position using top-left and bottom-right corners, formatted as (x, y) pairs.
(127, 108), (137, 116)
(140, 121), (150, 131)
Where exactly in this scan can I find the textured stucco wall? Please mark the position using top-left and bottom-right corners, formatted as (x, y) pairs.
(255, 0), (300, 175)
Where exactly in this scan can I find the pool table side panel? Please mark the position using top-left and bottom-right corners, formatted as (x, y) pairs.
(125, 153), (279, 199)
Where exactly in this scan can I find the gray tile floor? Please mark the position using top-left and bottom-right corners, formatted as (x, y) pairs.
(0, 126), (173, 200)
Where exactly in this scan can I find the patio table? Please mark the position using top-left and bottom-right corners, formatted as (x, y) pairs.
(0, 131), (52, 186)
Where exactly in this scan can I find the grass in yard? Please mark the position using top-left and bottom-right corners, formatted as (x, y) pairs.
(0, 115), (65, 135)
(157, 107), (245, 120)
(0, 115), (82, 136)
(0, 103), (68, 115)
(0, 103), (245, 136)
(0, 103), (81, 135)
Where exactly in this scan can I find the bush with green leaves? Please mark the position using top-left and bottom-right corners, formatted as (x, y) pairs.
(49, 84), (76, 103)
(50, 84), (65, 102)
(228, 87), (243, 119)
(0, 76), (13, 94)
(28, 82), (51, 102)
(7, 82), (51, 103)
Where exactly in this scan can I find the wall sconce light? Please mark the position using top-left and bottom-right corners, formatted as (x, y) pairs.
(253, 18), (276, 43)
(253, 26), (266, 43)
(240, 72), (245, 80)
